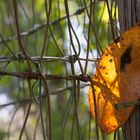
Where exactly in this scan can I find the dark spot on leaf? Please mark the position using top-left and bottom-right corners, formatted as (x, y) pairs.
(109, 59), (113, 63)
(105, 72), (108, 75)
(105, 53), (108, 56)
(103, 66), (106, 69)
(120, 46), (132, 71)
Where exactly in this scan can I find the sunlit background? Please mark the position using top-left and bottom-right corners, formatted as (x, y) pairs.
(0, 0), (119, 140)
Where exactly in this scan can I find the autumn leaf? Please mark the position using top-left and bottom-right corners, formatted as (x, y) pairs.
(88, 23), (140, 134)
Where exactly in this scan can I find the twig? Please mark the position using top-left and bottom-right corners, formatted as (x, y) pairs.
(0, 1), (99, 45)
(0, 55), (98, 63)
(105, 0), (115, 40)
(83, 0), (103, 54)
(0, 33), (16, 58)
(75, 80), (82, 139)
(84, 0), (93, 74)
(89, 77), (99, 140)
(8, 105), (20, 140)
(13, 0), (32, 71)
(39, 0), (52, 65)
(38, 79), (46, 140)
(115, 100), (140, 110)
(0, 83), (89, 108)
(19, 79), (32, 140)
(0, 71), (91, 82)
(41, 74), (52, 140)
(64, 0), (84, 74)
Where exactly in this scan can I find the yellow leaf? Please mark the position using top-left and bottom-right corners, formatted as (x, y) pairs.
(88, 23), (140, 134)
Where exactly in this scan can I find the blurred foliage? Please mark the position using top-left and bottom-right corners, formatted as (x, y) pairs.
(0, 0), (121, 140)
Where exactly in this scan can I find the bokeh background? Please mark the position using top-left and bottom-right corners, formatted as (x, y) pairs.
(0, 0), (120, 140)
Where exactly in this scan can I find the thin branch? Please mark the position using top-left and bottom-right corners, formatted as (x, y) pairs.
(84, 0), (93, 74)
(0, 1), (102, 45)
(105, 0), (115, 40)
(13, 0), (32, 71)
(64, 0), (84, 74)
(0, 55), (98, 63)
(8, 105), (20, 140)
(39, 0), (52, 65)
(0, 83), (89, 108)
(83, 0), (103, 54)
(115, 100), (140, 110)
(0, 71), (91, 82)
(19, 79), (32, 140)
(89, 77), (99, 140)
(0, 33), (16, 58)
(41, 74), (52, 140)
(38, 79), (46, 140)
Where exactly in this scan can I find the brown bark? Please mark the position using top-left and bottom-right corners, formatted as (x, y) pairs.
(118, 0), (140, 140)
(118, 0), (140, 32)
